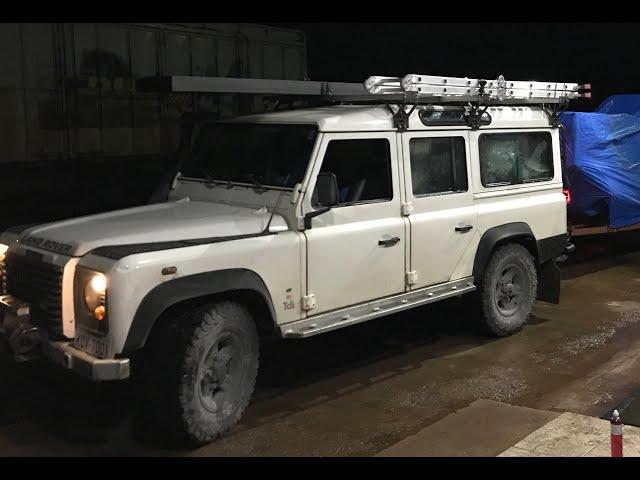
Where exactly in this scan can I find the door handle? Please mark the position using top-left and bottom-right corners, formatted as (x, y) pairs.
(455, 224), (473, 233)
(378, 237), (401, 247)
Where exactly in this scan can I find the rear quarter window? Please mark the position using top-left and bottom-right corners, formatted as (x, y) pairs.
(479, 132), (554, 187)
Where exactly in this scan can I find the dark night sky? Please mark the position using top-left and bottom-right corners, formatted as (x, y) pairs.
(270, 23), (640, 111)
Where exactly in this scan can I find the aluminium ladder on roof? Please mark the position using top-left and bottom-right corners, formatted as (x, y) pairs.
(365, 74), (591, 100)
(137, 73), (591, 105)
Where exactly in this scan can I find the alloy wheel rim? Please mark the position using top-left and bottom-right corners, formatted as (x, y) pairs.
(494, 263), (526, 317)
(197, 332), (243, 415)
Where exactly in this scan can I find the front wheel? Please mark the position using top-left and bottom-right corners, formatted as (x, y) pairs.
(143, 301), (259, 445)
(479, 243), (538, 337)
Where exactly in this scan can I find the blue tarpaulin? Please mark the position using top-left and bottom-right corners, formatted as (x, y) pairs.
(560, 95), (640, 228)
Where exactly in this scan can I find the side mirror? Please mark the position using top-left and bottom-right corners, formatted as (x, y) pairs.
(314, 172), (339, 207)
(305, 172), (339, 229)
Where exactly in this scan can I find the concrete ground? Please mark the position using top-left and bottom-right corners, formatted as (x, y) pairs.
(376, 399), (640, 457)
(499, 411), (640, 457)
(2, 232), (640, 456)
(377, 399), (560, 456)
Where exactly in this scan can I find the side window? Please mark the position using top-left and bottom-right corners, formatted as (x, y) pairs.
(409, 137), (468, 196)
(313, 139), (393, 206)
(479, 132), (554, 187)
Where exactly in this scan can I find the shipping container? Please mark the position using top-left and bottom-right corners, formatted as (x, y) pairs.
(0, 23), (307, 229)
(0, 22), (307, 164)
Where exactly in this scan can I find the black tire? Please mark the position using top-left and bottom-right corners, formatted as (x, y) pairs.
(479, 243), (538, 337)
(141, 301), (259, 446)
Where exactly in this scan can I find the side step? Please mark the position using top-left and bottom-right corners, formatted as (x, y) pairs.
(280, 277), (475, 339)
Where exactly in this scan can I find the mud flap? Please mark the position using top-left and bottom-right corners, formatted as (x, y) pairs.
(537, 260), (560, 304)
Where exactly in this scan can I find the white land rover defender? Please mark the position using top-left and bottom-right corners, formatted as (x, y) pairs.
(0, 74), (582, 444)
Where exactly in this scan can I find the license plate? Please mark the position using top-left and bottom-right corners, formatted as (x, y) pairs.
(74, 331), (110, 359)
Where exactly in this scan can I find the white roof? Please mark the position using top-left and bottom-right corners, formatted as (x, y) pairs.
(232, 105), (553, 131)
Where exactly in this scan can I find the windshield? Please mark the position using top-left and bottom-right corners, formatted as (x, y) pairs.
(182, 123), (318, 189)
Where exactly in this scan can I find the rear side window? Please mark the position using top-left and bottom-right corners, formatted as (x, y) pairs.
(479, 132), (554, 187)
(409, 137), (468, 196)
(316, 139), (392, 206)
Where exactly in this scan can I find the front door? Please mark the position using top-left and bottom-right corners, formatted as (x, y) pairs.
(401, 130), (477, 289)
(302, 132), (407, 315)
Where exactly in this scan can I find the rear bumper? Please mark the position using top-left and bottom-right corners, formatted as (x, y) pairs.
(0, 295), (129, 381)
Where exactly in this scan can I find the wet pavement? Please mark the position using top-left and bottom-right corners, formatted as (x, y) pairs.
(2, 232), (640, 456)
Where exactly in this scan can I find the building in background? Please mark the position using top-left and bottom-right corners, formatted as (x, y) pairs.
(0, 23), (307, 229)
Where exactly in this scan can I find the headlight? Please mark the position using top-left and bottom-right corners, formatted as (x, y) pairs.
(74, 267), (109, 335)
(0, 243), (7, 261)
(84, 272), (107, 319)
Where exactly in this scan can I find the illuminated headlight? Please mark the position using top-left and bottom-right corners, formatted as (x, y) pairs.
(74, 267), (109, 335)
(84, 272), (107, 320)
(0, 243), (7, 262)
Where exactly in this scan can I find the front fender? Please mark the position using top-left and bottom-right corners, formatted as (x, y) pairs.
(123, 268), (276, 352)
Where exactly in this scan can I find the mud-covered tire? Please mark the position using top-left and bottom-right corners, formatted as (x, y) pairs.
(479, 243), (538, 337)
(142, 301), (259, 446)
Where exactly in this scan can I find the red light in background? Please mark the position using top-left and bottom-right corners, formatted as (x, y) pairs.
(563, 188), (571, 205)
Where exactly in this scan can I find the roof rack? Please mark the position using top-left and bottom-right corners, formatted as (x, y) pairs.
(136, 75), (369, 96)
(136, 73), (591, 130)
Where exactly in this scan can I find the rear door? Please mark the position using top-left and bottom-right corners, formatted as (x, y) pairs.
(401, 130), (478, 288)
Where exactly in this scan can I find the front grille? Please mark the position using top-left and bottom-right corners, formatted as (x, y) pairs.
(5, 252), (64, 337)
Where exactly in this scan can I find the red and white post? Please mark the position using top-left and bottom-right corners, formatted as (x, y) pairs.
(611, 410), (623, 457)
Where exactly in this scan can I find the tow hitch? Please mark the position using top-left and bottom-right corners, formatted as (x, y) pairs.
(557, 242), (576, 263)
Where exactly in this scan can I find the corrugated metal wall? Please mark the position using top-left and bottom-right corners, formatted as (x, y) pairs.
(0, 22), (307, 164)
(0, 23), (306, 230)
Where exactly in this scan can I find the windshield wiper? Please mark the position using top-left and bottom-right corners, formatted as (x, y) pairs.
(199, 167), (217, 186)
(243, 174), (269, 194)
(198, 169), (269, 194)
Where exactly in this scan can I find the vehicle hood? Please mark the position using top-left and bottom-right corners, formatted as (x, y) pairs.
(15, 199), (288, 257)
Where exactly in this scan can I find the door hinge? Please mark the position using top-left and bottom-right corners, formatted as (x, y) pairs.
(302, 294), (316, 311)
(406, 271), (418, 286)
(402, 202), (414, 216)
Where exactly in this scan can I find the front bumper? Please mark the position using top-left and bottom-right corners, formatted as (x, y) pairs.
(43, 340), (130, 381)
(0, 295), (129, 381)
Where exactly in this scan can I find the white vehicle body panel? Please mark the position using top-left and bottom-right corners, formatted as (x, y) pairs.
(17, 200), (288, 257)
(231, 105), (552, 132)
(301, 132), (407, 314)
(400, 130), (478, 288)
(469, 128), (566, 241)
(80, 231), (303, 354)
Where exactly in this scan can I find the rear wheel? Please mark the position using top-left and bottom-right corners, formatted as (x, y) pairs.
(479, 243), (537, 337)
